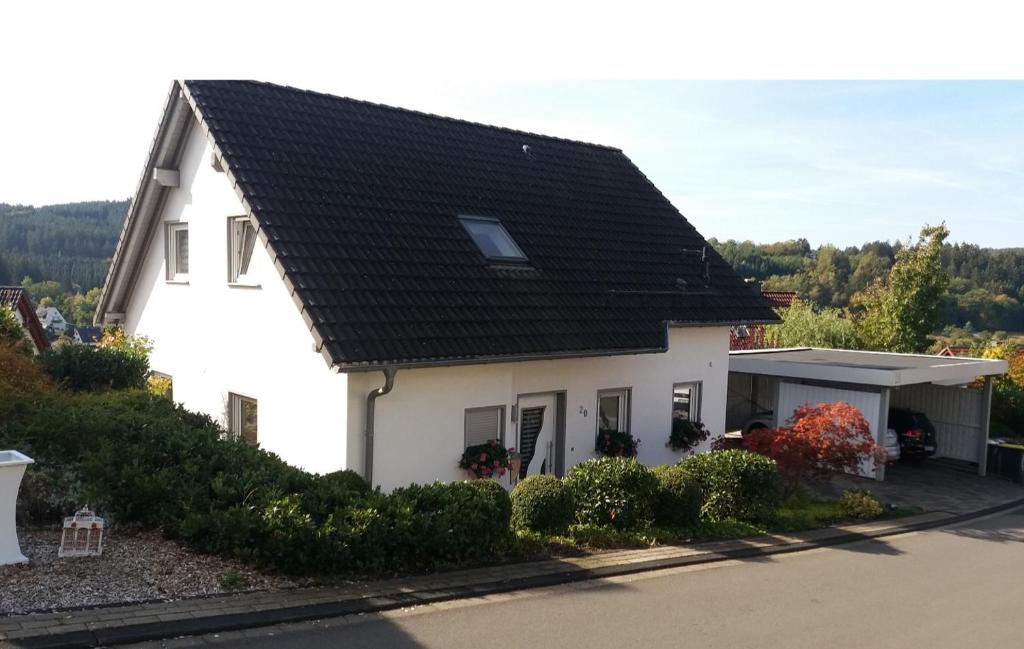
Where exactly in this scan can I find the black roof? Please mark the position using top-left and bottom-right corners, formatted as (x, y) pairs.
(185, 80), (778, 369)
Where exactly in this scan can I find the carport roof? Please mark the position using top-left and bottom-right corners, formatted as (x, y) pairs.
(729, 347), (1007, 387)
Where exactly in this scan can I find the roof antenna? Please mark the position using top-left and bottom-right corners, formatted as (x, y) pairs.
(522, 144), (534, 159)
(701, 246), (712, 286)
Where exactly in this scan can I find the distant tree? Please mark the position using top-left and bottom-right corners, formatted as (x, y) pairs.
(852, 224), (950, 353)
(65, 287), (103, 326)
(20, 277), (64, 306)
(764, 300), (860, 349)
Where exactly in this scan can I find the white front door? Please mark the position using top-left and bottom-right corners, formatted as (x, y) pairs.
(516, 393), (558, 479)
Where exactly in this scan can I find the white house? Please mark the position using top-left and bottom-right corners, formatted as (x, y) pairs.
(95, 80), (777, 491)
(36, 306), (68, 333)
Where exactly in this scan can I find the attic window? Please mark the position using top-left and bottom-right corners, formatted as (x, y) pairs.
(458, 216), (527, 263)
(228, 216), (258, 284)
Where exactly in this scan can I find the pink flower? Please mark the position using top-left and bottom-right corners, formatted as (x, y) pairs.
(480, 453), (488, 462)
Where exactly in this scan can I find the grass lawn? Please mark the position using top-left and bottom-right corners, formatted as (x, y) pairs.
(511, 495), (924, 556)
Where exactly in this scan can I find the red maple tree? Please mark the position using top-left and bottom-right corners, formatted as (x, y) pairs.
(743, 401), (887, 495)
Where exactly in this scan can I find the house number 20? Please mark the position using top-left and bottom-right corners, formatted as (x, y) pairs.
(579, 406), (588, 417)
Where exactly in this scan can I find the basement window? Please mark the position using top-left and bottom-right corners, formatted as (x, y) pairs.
(165, 222), (189, 281)
(228, 392), (258, 446)
(228, 216), (258, 284)
(465, 405), (505, 448)
(458, 216), (527, 262)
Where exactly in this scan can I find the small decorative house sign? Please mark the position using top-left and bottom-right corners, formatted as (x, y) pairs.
(58, 507), (105, 558)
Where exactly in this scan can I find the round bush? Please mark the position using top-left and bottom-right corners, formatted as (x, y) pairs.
(510, 474), (575, 534)
(301, 470), (372, 523)
(564, 457), (658, 530)
(678, 450), (781, 522)
(651, 465), (702, 528)
(838, 489), (883, 520)
(467, 477), (513, 526)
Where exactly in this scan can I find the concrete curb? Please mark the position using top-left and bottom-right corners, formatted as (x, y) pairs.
(10, 497), (1024, 649)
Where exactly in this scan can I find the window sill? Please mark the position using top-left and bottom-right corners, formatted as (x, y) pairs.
(165, 278), (190, 285)
(228, 281), (262, 289)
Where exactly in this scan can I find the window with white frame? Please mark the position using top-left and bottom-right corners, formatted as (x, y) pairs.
(228, 392), (258, 446)
(464, 405), (505, 448)
(228, 216), (258, 283)
(166, 222), (189, 280)
(672, 382), (701, 423)
(597, 388), (630, 434)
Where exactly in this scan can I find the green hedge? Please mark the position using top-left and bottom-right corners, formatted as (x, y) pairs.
(2, 389), (510, 575)
(651, 465), (702, 528)
(564, 457), (658, 530)
(678, 450), (781, 522)
(40, 344), (149, 391)
(510, 474), (576, 534)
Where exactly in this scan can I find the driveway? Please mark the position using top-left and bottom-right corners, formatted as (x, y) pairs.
(818, 459), (1023, 513)
(136, 506), (1024, 649)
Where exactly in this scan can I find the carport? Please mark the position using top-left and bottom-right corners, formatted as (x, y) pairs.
(727, 348), (1008, 480)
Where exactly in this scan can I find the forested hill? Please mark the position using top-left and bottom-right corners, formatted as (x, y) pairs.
(710, 238), (1024, 332)
(0, 200), (128, 289)
(1, 199), (1022, 333)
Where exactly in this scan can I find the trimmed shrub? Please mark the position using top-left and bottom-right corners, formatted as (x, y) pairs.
(15, 462), (85, 524)
(651, 465), (702, 528)
(510, 474), (575, 534)
(679, 450), (781, 522)
(564, 457), (658, 530)
(301, 470), (372, 523)
(384, 481), (512, 566)
(838, 489), (883, 520)
(467, 478), (513, 527)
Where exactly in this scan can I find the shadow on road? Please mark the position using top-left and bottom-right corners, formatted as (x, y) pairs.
(939, 508), (1024, 544)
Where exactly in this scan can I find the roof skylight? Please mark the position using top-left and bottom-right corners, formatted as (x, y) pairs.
(458, 216), (527, 262)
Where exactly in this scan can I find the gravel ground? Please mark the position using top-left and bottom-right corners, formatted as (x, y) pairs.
(1, 527), (302, 615)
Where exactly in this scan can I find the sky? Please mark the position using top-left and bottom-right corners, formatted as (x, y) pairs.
(1, 3), (1022, 249)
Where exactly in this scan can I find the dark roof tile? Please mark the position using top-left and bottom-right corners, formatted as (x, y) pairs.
(184, 80), (778, 368)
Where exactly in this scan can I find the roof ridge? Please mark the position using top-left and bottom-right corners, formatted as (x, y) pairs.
(183, 79), (624, 153)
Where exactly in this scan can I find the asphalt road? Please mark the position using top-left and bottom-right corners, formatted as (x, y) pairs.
(153, 507), (1024, 649)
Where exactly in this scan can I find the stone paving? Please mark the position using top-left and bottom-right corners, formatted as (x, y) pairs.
(817, 460), (1024, 514)
(2, 465), (1021, 648)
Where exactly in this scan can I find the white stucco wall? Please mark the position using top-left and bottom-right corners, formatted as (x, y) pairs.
(122, 119), (349, 475)
(350, 326), (732, 491)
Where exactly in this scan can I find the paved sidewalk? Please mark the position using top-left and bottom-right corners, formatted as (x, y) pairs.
(4, 498), (1022, 649)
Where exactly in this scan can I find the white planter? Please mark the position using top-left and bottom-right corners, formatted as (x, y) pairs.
(0, 450), (33, 565)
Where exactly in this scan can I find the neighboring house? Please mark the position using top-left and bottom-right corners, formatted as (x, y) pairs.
(0, 286), (49, 354)
(937, 345), (970, 357)
(36, 306), (68, 334)
(72, 326), (103, 346)
(729, 286), (796, 351)
(95, 80), (778, 490)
